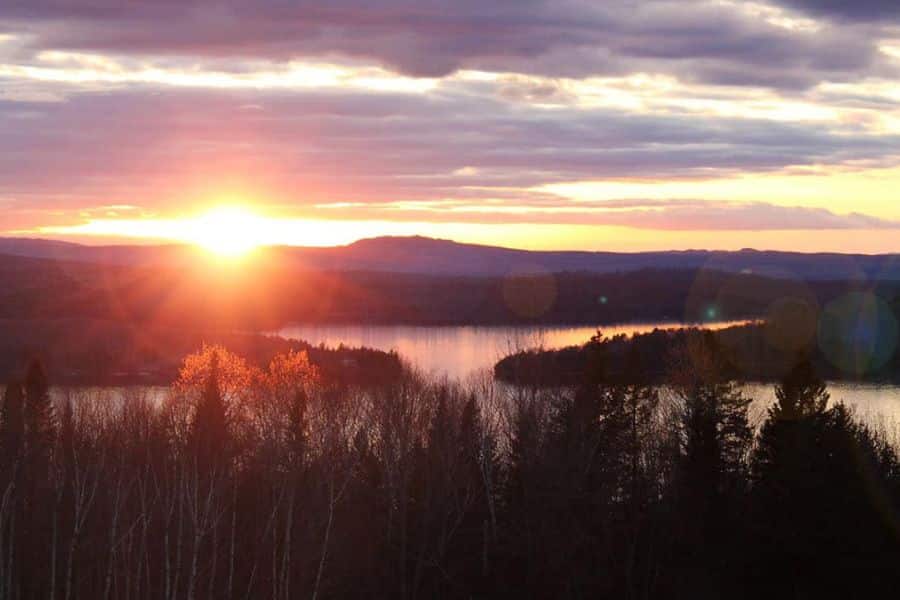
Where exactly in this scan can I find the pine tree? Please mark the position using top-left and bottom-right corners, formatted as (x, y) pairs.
(23, 360), (54, 470)
(750, 357), (835, 592)
(189, 352), (229, 470)
(505, 397), (541, 508)
(772, 357), (830, 421)
(679, 382), (752, 509)
(669, 332), (752, 587)
(619, 345), (660, 510)
(0, 381), (25, 468)
(750, 358), (900, 596)
(752, 356), (830, 494)
(623, 383), (658, 508)
(673, 334), (752, 507)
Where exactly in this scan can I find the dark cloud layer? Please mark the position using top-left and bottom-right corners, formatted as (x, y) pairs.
(776, 0), (900, 21)
(1, 1), (894, 89)
(1, 83), (898, 219)
(2, 2), (899, 238)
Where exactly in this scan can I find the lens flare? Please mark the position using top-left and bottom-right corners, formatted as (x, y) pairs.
(818, 292), (899, 377)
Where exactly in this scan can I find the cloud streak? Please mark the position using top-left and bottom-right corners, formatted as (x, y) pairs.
(1, 85), (898, 215)
(775, 0), (900, 22)
(1, 1), (895, 89)
(309, 198), (900, 230)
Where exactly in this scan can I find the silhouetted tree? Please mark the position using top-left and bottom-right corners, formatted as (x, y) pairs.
(453, 394), (496, 590)
(0, 381), (24, 468)
(0, 381), (24, 600)
(23, 360), (54, 468)
(15, 360), (55, 599)
(774, 356), (829, 420)
(667, 333), (752, 595)
(751, 357), (900, 596)
(752, 356), (830, 506)
(189, 352), (229, 470)
(0, 341), (897, 599)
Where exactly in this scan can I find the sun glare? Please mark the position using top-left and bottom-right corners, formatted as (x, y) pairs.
(190, 206), (265, 257)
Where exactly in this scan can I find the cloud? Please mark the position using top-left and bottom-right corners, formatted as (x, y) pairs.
(1, 82), (899, 238)
(586, 200), (900, 230)
(1, 0), (895, 89)
(1, 84), (898, 215)
(309, 198), (900, 230)
(2, 2), (899, 240)
(775, 0), (900, 22)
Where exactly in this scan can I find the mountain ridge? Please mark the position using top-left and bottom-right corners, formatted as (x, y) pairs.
(1, 236), (898, 280)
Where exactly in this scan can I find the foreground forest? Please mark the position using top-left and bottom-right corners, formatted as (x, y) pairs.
(1, 337), (899, 599)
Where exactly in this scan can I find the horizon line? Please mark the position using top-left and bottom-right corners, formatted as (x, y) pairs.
(2, 234), (900, 258)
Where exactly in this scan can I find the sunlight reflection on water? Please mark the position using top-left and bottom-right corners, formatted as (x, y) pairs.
(274, 321), (749, 380)
(48, 322), (900, 437)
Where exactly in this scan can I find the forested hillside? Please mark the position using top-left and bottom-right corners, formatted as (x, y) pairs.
(2, 251), (895, 328)
(0, 343), (897, 598)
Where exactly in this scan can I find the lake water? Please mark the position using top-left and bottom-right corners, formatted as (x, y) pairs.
(271, 322), (900, 430)
(740, 383), (900, 433)
(274, 321), (749, 380)
(49, 382), (900, 439)
(48, 322), (900, 435)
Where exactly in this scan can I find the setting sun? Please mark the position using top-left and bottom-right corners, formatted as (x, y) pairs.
(189, 206), (266, 257)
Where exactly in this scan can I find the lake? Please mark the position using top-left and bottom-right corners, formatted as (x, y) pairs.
(273, 321), (750, 380)
(272, 322), (900, 430)
(48, 322), (900, 433)
(740, 382), (900, 433)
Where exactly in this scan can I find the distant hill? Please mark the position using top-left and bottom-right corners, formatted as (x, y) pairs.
(0, 238), (203, 267)
(2, 235), (899, 280)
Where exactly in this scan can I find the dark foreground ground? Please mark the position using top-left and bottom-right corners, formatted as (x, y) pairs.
(0, 338), (898, 599)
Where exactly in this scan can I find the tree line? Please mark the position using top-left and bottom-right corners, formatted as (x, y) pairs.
(10, 250), (894, 328)
(0, 339), (899, 599)
(0, 319), (405, 387)
(497, 314), (900, 386)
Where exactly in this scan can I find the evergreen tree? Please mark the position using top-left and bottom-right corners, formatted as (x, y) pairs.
(501, 393), (550, 596)
(752, 356), (830, 504)
(17, 360), (55, 599)
(749, 357), (900, 595)
(678, 381), (752, 518)
(772, 356), (829, 421)
(618, 345), (661, 511)
(189, 352), (229, 470)
(668, 333), (752, 595)
(0, 381), (25, 468)
(0, 380), (25, 586)
(23, 360), (54, 470)
(673, 335), (752, 511)
(505, 397), (541, 508)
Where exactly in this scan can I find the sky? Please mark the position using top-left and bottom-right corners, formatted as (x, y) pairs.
(2, 0), (900, 252)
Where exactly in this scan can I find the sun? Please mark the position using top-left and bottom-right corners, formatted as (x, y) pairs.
(190, 206), (266, 257)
